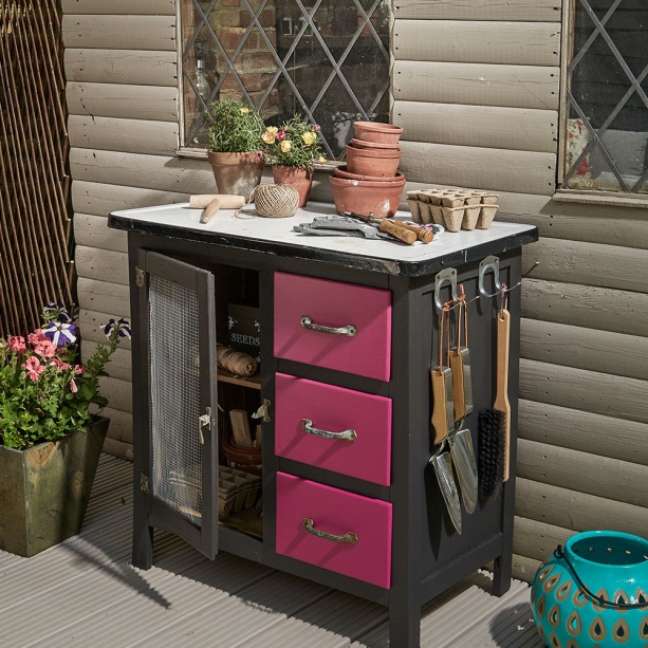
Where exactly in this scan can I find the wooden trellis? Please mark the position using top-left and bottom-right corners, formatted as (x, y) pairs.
(0, 0), (73, 337)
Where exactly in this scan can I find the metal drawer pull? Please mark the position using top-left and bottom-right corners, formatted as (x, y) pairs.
(303, 518), (358, 544)
(300, 316), (357, 337)
(302, 418), (357, 442)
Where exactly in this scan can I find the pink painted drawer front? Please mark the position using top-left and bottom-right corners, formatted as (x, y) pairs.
(273, 272), (391, 381)
(275, 373), (392, 485)
(275, 472), (392, 588)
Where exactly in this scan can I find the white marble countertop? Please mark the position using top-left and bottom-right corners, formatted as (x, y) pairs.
(110, 201), (537, 276)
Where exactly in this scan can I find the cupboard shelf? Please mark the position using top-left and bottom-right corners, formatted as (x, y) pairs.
(217, 369), (261, 391)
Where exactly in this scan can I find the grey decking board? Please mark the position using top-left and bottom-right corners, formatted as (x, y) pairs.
(0, 455), (540, 648)
(128, 571), (329, 648)
(28, 553), (272, 648)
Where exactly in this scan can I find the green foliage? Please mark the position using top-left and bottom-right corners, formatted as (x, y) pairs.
(205, 99), (264, 153)
(261, 115), (325, 169)
(0, 311), (124, 451)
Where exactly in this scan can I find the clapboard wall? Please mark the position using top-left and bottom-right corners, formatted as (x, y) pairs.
(62, 0), (648, 580)
(393, 0), (648, 582)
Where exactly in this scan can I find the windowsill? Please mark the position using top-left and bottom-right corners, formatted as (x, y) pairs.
(175, 147), (343, 173)
(553, 189), (648, 209)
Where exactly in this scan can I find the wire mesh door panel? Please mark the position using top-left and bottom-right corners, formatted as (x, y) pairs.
(145, 252), (218, 557)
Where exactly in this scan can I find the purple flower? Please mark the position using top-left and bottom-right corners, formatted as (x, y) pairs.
(102, 318), (131, 340)
(43, 303), (72, 323)
(42, 321), (78, 348)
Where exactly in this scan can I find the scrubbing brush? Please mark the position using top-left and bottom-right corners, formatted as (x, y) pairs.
(478, 301), (511, 499)
(478, 409), (504, 499)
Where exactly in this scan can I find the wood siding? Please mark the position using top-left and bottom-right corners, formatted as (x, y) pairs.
(63, 1), (648, 584)
(393, 0), (648, 582)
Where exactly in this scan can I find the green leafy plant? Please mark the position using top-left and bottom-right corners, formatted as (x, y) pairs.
(261, 115), (326, 169)
(206, 99), (264, 153)
(0, 306), (130, 451)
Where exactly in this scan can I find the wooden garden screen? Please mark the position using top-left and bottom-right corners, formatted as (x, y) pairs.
(0, 0), (72, 336)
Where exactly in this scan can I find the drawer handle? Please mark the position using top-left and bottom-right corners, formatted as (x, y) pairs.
(303, 518), (359, 544)
(300, 316), (357, 337)
(302, 418), (357, 442)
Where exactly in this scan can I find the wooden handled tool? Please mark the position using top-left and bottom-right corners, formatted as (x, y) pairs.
(395, 220), (435, 243)
(431, 306), (454, 444)
(190, 194), (246, 209)
(495, 306), (512, 481)
(449, 285), (473, 421)
(378, 219), (417, 245)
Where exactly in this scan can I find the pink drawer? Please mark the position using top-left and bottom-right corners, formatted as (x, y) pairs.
(273, 272), (391, 381)
(275, 472), (392, 588)
(275, 373), (392, 485)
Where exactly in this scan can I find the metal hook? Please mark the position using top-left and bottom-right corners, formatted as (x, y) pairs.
(479, 255), (522, 301)
(434, 268), (458, 312)
(478, 255), (501, 299)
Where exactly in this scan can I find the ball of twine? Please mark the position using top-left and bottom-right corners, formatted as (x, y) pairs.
(254, 184), (300, 218)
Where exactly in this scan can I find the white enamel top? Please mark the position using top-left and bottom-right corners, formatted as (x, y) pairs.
(111, 201), (536, 264)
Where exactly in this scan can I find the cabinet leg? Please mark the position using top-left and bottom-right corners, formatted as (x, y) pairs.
(492, 554), (512, 597)
(132, 519), (154, 570)
(389, 599), (420, 648)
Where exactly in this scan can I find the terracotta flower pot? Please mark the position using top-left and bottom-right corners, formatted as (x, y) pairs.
(334, 166), (406, 184)
(272, 165), (313, 207)
(345, 143), (400, 178)
(353, 121), (403, 147)
(207, 150), (264, 203)
(350, 137), (400, 152)
(330, 174), (406, 219)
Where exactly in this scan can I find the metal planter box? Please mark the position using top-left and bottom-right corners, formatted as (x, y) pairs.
(0, 417), (110, 557)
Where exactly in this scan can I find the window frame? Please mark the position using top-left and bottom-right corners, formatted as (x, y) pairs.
(174, 0), (394, 169)
(555, 0), (648, 207)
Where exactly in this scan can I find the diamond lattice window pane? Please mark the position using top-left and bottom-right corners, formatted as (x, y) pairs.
(181, 0), (391, 158)
(565, 0), (648, 194)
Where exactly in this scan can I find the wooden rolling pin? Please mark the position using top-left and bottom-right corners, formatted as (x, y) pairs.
(189, 194), (245, 223)
(190, 194), (246, 209)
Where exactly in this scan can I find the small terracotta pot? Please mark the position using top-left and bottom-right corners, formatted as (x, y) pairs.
(346, 143), (400, 178)
(207, 150), (264, 203)
(334, 167), (406, 184)
(353, 121), (403, 147)
(272, 165), (312, 207)
(330, 174), (406, 219)
(349, 137), (400, 152)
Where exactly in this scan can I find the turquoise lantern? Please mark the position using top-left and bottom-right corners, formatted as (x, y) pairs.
(531, 530), (648, 647)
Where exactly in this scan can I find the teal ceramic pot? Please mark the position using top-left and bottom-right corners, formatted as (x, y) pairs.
(531, 531), (648, 647)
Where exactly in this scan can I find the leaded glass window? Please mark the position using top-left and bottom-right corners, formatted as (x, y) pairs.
(563, 0), (648, 194)
(180, 0), (391, 160)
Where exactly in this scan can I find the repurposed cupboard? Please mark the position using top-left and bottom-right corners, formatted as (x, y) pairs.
(109, 203), (536, 646)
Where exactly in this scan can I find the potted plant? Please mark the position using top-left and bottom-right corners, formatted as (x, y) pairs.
(206, 99), (265, 203)
(262, 115), (325, 207)
(0, 305), (130, 557)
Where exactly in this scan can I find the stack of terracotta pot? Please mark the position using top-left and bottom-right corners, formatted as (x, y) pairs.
(330, 121), (405, 219)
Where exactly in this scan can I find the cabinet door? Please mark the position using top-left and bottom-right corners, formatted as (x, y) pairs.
(142, 251), (218, 559)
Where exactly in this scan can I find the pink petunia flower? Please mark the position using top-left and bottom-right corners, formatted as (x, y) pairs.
(73, 364), (84, 375)
(8, 336), (26, 353)
(69, 378), (78, 394)
(23, 356), (45, 382)
(33, 339), (56, 359)
(276, 130), (286, 141)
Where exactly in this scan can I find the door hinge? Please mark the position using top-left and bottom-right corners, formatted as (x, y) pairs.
(198, 406), (212, 445)
(139, 473), (150, 494)
(253, 399), (272, 424)
(135, 266), (145, 288)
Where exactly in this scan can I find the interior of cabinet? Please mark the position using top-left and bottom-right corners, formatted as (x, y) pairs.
(211, 263), (264, 541)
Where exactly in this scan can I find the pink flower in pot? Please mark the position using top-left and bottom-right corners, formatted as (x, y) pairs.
(23, 356), (45, 382)
(8, 336), (26, 353)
